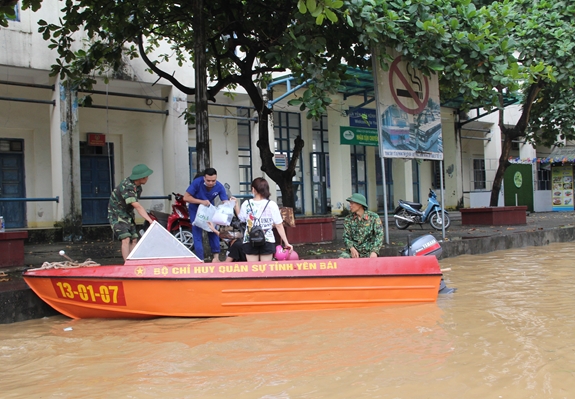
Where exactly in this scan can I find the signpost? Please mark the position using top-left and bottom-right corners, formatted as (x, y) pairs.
(375, 52), (443, 160)
(372, 48), (446, 242)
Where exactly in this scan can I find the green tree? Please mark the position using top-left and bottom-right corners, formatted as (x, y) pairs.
(20, 0), (361, 208)
(340, 0), (575, 206)
(492, 0), (575, 206)
(24, 0), (505, 208)
(20, 0), (575, 208)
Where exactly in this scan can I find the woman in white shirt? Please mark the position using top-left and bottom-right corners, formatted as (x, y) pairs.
(238, 177), (293, 261)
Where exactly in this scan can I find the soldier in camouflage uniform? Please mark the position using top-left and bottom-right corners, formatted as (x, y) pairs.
(108, 164), (155, 261)
(341, 193), (384, 258)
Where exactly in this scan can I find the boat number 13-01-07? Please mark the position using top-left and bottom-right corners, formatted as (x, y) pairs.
(51, 279), (127, 306)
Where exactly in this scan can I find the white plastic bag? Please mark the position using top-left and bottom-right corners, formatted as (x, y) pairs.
(193, 204), (215, 232)
(212, 200), (236, 226)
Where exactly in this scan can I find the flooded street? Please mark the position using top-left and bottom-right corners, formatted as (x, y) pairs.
(2, 243), (575, 398)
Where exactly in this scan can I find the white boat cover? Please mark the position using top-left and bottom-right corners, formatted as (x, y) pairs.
(127, 221), (201, 261)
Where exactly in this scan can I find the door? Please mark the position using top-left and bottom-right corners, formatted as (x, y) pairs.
(504, 164), (534, 212)
(80, 142), (114, 225)
(0, 148), (26, 228)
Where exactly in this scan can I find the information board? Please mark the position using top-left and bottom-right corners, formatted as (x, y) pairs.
(374, 50), (443, 160)
(551, 166), (574, 211)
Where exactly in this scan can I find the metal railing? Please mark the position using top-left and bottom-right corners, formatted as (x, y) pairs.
(0, 194), (248, 204)
(0, 197), (59, 203)
(80, 195), (173, 202)
(139, 195), (172, 201)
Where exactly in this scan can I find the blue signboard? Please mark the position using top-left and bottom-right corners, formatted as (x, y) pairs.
(348, 107), (377, 128)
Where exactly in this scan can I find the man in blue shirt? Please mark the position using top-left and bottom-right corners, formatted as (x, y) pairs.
(184, 168), (229, 261)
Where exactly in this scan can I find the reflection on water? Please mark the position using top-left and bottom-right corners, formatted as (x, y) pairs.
(2, 243), (575, 398)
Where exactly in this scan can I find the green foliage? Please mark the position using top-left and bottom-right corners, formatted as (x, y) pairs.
(17, 0), (575, 170)
(181, 103), (196, 127)
(297, 0), (344, 24)
(528, 84), (575, 147)
(0, 0), (17, 28)
(11, 0), (574, 210)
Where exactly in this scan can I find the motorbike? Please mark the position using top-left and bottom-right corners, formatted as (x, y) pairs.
(394, 188), (450, 231)
(144, 192), (194, 250)
(400, 234), (456, 294)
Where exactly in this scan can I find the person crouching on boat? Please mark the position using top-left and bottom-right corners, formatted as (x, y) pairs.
(238, 177), (293, 261)
(108, 164), (155, 261)
(341, 193), (383, 258)
(207, 221), (247, 262)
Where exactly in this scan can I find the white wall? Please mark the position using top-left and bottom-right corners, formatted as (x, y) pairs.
(534, 190), (553, 212)
(469, 191), (504, 208)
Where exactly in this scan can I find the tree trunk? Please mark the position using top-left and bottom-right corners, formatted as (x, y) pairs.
(193, 0), (210, 173)
(489, 133), (513, 206)
(255, 108), (304, 208)
(489, 82), (544, 207)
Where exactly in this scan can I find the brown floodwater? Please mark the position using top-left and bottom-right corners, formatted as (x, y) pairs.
(2, 242), (575, 398)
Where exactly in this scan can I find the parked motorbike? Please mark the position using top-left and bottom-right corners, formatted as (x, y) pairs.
(394, 188), (450, 231)
(144, 193), (194, 250)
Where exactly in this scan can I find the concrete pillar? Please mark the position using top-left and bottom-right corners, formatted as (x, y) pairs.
(483, 119), (505, 206)
(392, 158), (413, 202)
(327, 104), (351, 215)
(519, 141), (537, 189)
(266, 111), (279, 202)
(442, 109), (463, 208)
(519, 141), (537, 160)
(365, 146), (378, 211)
(484, 121), (502, 188)
(163, 87), (190, 193)
(50, 81), (82, 241)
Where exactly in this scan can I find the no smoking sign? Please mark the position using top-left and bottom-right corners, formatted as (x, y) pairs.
(388, 56), (429, 115)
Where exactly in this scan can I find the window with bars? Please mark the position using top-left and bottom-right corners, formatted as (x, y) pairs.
(311, 115), (330, 214)
(273, 110), (304, 213)
(537, 164), (551, 190)
(432, 161), (445, 190)
(350, 145), (367, 198)
(375, 151), (394, 211)
(237, 108), (253, 196)
(473, 159), (486, 190)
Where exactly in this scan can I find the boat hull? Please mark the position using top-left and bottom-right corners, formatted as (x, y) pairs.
(23, 256), (442, 319)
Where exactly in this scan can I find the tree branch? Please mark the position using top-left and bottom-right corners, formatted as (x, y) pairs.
(136, 34), (199, 97)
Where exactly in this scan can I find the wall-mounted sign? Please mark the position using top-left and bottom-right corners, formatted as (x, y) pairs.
(340, 126), (378, 147)
(87, 133), (106, 147)
(348, 107), (377, 128)
(513, 171), (523, 188)
(274, 153), (287, 170)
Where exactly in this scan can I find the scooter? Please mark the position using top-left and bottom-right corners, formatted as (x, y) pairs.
(400, 234), (456, 294)
(144, 193), (194, 250)
(394, 188), (450, 231)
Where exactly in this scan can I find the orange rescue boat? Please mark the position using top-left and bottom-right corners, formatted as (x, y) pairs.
(23, 222), (443, 319)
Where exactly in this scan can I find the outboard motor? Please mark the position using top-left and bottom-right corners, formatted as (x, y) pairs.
(399, 234), (442, 258)
(400, 234), (456, 294)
